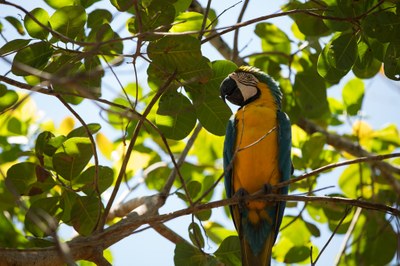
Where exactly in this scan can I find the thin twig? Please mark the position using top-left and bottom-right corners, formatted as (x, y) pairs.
(334, 207), (362, 265)
(232, 0), (249, 62)
(275, 153), (400, 189)
(99, 72), (177, 231)
(312, 206), (353, 265)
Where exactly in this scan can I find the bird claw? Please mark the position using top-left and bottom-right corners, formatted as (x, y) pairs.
(263, 183), (273, 194)
(234, 188), (249, 212)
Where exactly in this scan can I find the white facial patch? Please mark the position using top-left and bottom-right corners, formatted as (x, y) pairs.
(229, 72), (259, 102)
(238, 84), (258, 102)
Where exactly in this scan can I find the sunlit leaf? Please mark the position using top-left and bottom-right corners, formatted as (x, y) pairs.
(170, 12), (210, 34)
(214, 236), (241, 266)
(326, 33), (358, 71)
(204, 222), (237, 244)
(352, 41), (381, 79)
(44, 0), (80, 9)
(24, 8), (50, 39)
(52, 137), (93, 180)
(67, 123), (101, 138)
(11, 42), (53, 76)
(49, 5), (87, 41)
(342, 78), (364, 116)
(0, 85), (18, 112)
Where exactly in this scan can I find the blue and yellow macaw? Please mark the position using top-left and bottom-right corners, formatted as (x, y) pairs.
(220, 66), (292, 266)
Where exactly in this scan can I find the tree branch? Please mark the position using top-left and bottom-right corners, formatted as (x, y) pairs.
(297, 118), (400, 195)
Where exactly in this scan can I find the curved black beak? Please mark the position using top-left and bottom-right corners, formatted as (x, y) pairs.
(220, 76), (244, 106)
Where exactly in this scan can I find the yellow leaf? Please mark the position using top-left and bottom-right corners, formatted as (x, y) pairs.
(127, 151), (152, 173)
(352, 120), (373, 139)
(59, 117), (75, 135)
(96, 133), (113, 160)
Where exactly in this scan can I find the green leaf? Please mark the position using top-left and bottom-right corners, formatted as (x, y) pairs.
(255, 22), (291, 64)
(110, 0), (133, 11)
(283, 1), (330, 36)
(24, 8), (50, 39)
(187, 180), (202, 200)
(323, 6), (351, 31)
(326, 33), (358, 71)
(174, 242), (216, 266)
(186, 60), (236, 136)
(342, 78), (364, 116)
(301, 132), (326, 169)
(5, 16), (25, 35)
(189, 222), (205, 249)
(339, 164), (371, 198)
(145, 165), (170, 191)
(173, 0), (193, 14)
(170, 12), (209, 33)
(293, 71), (330, 119)
(214, 236), (241, 266)
(0, 39), (31, 56)
(70, 195), (102, 236)
(352, 41), (381, 79)
(87, 9), (112, 29)
(52, 137), (93, 180)
(281, 215), (312, 244)
(66, 123), (101, 138)
(49, 5), (87, 41)
(156, 91), (196, 140)
(25, 197), (61, 237)
(0, 212), (26, 247)
(59, 190), (78, 223)
(306, 202), (328, 223)
(147, 35), (212, 83)
(317, 43), (348, 83)
(42, 134), (66, 156)
(383, 42), (400, 81)
(127, 0), (175, 37)
(5, 162), (37, 195)
(195, 209), (212, 221)
(44, 0), (80, 9)
(284, 246), (310, 263)
(11, 41), (53, 76)
(204, 222), (237, 244)
(0, 86), (18, 112)
(191, 128), (224, 165)
(75, 165), (114, 194)
(362, 11), (400, 43)
(354, 214), (397, 265)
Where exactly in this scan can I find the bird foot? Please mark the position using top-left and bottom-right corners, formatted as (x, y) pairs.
(234, 188), (249, 212)
(263, 183), (273, 194)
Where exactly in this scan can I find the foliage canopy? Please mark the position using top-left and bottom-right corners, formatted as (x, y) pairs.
(0, 0), (399, 265)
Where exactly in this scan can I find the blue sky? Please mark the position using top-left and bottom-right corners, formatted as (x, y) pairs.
(1, 0), (399, 265)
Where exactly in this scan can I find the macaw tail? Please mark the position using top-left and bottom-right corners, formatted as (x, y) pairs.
(240, 233), (275, 266)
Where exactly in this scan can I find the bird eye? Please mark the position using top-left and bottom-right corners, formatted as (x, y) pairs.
(245, 74), (253, 80)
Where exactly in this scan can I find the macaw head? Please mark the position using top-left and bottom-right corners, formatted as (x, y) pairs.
(220, 66), (282, 108)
